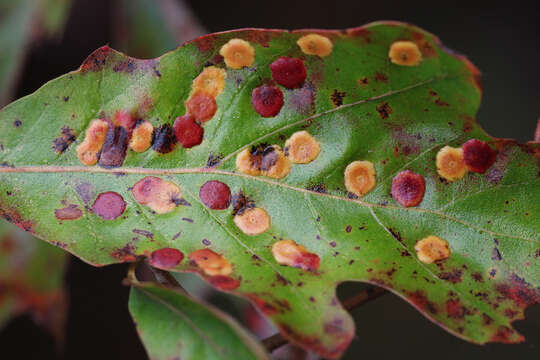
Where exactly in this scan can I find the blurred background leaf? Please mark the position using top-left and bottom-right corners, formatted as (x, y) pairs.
(0, 0), (72, 106)
(128, 273), (270, 360)
(114, 0), (205, 58)
(0, 219), (68, 343)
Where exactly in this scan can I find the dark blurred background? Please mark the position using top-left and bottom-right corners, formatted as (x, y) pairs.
(0, 0), (538, 359)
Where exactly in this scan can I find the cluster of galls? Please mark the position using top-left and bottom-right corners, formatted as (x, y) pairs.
(343, 138), (496, 264)
(135, 175), (320, 284)
(236, 130), (321, 179)
(76, 67), (227, 167)
(219, 34), (332, 119)
(80, 34), (486, 283)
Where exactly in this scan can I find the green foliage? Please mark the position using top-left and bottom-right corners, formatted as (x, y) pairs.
(128, 271), (269, 360)
(0, 0), (71, 105)
(0, 219), (67, 339)
(0, 22), (538, 358)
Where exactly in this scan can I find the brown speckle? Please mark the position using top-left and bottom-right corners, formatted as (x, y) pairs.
(52, 127), (77, 154)
(376, 102), (392, 119)
(439, 269), (463, 283)
(374, 72), (388, 83)
(330, 89), (345, 107)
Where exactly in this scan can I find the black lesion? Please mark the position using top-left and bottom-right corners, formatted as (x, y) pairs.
(231, 191), (254, 216)
(98, 126), (129, 168)
(152, 124), (177, 154)
(52, 127), (77, 154)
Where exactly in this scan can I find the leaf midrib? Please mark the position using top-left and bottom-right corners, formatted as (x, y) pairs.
(0, 165), (537, 244)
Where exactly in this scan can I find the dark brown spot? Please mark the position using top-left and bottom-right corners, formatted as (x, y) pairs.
(13, 119), (22, 127)
(92, 192), (126, 220)
(439, 269), (463, 284)
(231, 191), (254, 216)
(52, 127), (77, 154)
(435, 98), (449, 106)
(98, 126), (129, 168)
(330, 89), (345, 107)
(306, 183), (327, 193)
(54, 204), (83, 221)
(374, 72), (388, 83)
(111, 243), (136, 262)
(152, 124), (177, 153)
(446, 299), (467, 319)
(376, 102), (392, 119)
(472, 272), (484, 282)
(199, 180), (231, 210)
(206, 153), (223, 167)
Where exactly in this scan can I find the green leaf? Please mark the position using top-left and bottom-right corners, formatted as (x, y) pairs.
(0, 0), (72, 105)
(0, 219), (68, 340)
(128, 273), (270, 360)
(0, 22), (538, 358)
(114, 0), (205, 58)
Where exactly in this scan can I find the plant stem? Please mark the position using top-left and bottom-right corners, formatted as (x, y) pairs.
(142, 261), (188, 294)
(262, 286), (387, 353)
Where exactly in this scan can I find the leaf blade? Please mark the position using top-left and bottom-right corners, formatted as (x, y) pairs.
(128, 278), (270, 360)
(0, 22), (538, 357)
